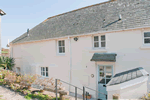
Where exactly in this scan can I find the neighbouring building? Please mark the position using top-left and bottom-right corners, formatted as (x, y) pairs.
(0, 9), (6, 55)
(10, 0), (150, 99)
(1, 48), (9, 57)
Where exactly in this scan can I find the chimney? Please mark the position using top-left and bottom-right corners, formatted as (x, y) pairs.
(6, 39), (9, 47)
(27, 28), (29, 37)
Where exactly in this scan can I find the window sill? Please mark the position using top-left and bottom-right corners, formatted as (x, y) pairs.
(89, 48), (107, 53)
(140, 46), (150, 50)
(56, 53), (66, 56)
(40, 76), (49, 79)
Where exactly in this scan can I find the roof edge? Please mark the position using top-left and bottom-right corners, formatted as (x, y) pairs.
(11, 26), (150, 46)
(44, 0), (116, 22)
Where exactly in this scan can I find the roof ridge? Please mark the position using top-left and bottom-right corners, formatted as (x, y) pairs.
(43, 0), (116, 22)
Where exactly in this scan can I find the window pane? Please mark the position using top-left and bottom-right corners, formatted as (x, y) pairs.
(43, 72), (45, 76)
(41, 72), (42, 76)
(144, 32), (150, 37)
(144, 38), (150, 43)
(46, 72), (48, 77)
(106, 73), (112, 78)
(41, 67), (42, 71)
(94, 42), (99, 47)
(99, 78), (105, 84)
(46, 67), (48, 71)
(100, 66), (104, 71)
(59, 41), (61, 46)
(100, 72), (104, 77)
(59, 47), (62, 53)
(94, 36), (99, 41)
(62, 47), (65, 53)
(127, 73), (132, 80)
(106, 79), (111, 84)
(43, 67), (45, 71)
(101, 35), (105, 41)
(62, 40), (65, 46)
(106, 66), (112, 72)
(101, 42), (105, 47)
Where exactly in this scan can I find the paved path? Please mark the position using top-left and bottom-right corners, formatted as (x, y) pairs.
(0, 86), (26, 100)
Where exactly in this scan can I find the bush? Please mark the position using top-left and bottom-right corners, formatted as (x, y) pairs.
(25, 92), (52, 100)
(0, 56), (15, 70)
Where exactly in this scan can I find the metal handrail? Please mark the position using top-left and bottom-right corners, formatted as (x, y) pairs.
(84, 86), (107, 95)
(58, 79), (83, 91)
(55, 79), (107, 100)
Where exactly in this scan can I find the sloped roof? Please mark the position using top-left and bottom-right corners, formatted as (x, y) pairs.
(91, 53), (117, 62)
(12, 0), (150, 44)
(107, 67), (149, 86)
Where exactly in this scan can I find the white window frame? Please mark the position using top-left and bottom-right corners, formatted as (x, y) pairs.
(41, 67), (48, 77)
(143, 32), (150, 45)
(93, 35), (106, 49)
(57, 40), (65, 54)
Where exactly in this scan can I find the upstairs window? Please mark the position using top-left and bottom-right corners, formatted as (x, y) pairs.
(41, 67), (48, 77)
(58, 40), (65, 53)
(94, 35), (106, 48)
(144, 32), (150, 44)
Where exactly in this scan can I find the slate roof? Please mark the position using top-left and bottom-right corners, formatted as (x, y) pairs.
(12, 0), (150, 44)
(91, 53), (117, 62)
(107, 67), (149, 86)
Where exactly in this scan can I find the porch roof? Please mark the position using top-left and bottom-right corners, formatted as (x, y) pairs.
(107, 67), (149, 86)
(90, 53), (117, 62)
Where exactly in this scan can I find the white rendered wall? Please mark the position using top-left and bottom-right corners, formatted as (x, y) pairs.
(11, 28), (150, 98)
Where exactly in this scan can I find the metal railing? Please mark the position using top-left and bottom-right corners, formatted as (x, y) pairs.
(55, 79), (107, 100)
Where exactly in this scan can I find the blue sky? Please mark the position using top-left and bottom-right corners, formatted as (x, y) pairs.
(1, 0), (106, 48)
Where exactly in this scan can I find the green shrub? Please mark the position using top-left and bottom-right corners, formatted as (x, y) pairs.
(0, 79), (4, 82)
(25, 94), (32, 100)
(25, 92), (52, 100)
(0, 56), (15, 70)
(16, 89), (21, 92)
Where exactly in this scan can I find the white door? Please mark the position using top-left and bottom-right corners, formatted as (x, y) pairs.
(98, 65), (113, 100)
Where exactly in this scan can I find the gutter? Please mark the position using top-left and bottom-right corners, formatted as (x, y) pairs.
(68, 36), (72, 92)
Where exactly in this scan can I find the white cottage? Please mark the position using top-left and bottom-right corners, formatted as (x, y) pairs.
(9, 0), (150, 99)
(107, 67), (149, 100)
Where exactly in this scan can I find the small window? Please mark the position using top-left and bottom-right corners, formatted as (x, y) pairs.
(93, 35), (106, 48)
(58, 40), (65, 53)
(41, 67), (48, 77)
(144, 32), (150, 44)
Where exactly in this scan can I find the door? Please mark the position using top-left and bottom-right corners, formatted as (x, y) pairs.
(98, 65), (113, 100)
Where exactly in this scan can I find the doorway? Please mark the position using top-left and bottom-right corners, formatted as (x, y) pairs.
(98, 65), (113, 100)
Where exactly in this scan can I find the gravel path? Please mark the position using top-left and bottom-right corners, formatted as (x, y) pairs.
(0, 86), (26, 100)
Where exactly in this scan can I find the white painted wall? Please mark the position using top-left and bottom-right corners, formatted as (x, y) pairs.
(107, 76), (148, 99)
(10, 28), (150, 99)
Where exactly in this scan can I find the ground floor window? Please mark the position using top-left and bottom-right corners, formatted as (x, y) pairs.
(41, 67), (48, 77)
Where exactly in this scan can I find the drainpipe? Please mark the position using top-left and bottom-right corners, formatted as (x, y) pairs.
(68, 36), (72, 92)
